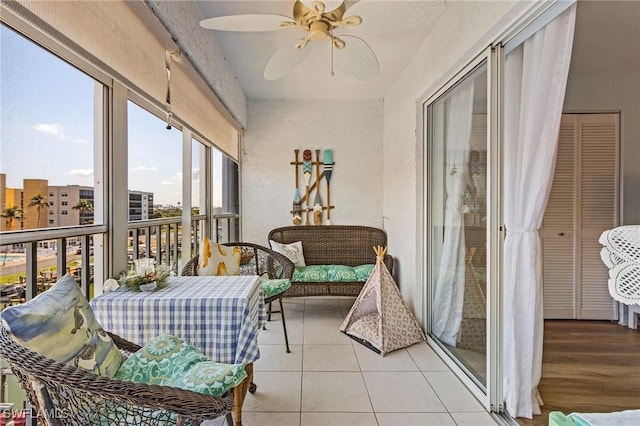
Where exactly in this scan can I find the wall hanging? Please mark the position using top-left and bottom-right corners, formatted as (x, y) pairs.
(291, 149), (334, 225)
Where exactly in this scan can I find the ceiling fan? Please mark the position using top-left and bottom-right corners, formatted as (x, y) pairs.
(199, 0), (446, 81)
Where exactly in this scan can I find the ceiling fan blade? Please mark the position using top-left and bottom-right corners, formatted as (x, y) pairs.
(346, 0), (446, 34)
(332, 35), (379, 81)
(264, 39), (312, 80)
(199, 14), (293, 32)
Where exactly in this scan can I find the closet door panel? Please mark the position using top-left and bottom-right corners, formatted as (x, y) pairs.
(542, 115), (576, 318)
(578, 114), (618, 319)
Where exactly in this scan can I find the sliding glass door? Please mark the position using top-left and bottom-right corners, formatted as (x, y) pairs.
(426, 60), (489, 389)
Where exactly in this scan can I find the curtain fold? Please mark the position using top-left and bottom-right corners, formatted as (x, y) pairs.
(432, 79), (475, 346)
(502, 4), (576, 418)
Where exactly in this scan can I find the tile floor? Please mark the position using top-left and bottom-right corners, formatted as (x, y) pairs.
(209, 297), (498, 426)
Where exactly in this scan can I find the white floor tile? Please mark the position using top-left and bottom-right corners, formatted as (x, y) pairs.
(303, 322), (353, 345)
(303, 344), (359, 371)
(302, 372), (373, 412)
(424, 371), (485, 412)
(242, 371), (302, 412)
(363, 371), (447, 413)
(353, 344), (419, 372)
(301, 412), (378, 425)
(255, 344), (303, 371)
(259, 319), (303, 345)
(450, 411), (499, 425)
(376, 412), (457, 426)
(245, 297), (496, 425)
(407, 342), (451, 371)
(239, 411), (301, 425)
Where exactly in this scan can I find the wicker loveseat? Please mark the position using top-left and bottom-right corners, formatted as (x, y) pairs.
(268, 225), (394, 297)
(0, 324), (234, 426)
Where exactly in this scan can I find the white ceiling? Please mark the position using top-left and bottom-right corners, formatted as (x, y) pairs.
(194, 0), (441, 100)
(193, 0), (640, 101)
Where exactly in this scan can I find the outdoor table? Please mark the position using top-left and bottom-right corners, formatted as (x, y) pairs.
(90, 275), (266, 426)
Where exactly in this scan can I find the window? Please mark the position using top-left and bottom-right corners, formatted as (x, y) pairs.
(61, 210), (68, 215)
(61, 201), (68, 206)
(127, 101), (182, 221)
(1, 24), (101, 230)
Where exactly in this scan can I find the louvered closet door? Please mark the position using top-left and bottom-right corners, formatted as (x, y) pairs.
(578, 114), (618, 319)
(542, 114), (618, 320)
(542, 115), (576, 319)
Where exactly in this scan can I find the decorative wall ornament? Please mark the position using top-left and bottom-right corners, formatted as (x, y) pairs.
(291, 149), (335, 225)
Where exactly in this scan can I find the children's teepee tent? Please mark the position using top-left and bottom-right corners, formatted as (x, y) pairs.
(340, 246), (426, 356)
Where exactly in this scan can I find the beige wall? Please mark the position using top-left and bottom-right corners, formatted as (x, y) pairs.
(242, 99), (384, 245)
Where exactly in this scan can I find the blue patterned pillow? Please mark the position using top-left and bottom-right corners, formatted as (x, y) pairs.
(115, 334), (246, 397)
(0, 274), (123, 377)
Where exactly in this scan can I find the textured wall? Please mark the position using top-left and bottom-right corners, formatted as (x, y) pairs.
(147, 0), (248, 127)
(382, 1), (520, 313)
(564, 73), (640, 224)
(242, 100), (384, 245)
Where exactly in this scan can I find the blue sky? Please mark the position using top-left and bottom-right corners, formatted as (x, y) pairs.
(0, 24), (209, 207)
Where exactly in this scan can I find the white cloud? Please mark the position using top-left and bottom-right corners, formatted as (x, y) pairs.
(131, 165), (157, 171)
(160, 181), (175, 185)
(73, 138), (90, 144)
(33, 123), (66, 139)
(192, 168), (200, 181)
(68, 169), (94, 177)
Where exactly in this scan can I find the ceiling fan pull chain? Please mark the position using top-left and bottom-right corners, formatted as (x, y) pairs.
(330, 38), (335, 77)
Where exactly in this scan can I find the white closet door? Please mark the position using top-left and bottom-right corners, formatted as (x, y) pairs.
(542, 115), (576, 318)
(542, 113), (618, 319)
(578, 114), (618, 319)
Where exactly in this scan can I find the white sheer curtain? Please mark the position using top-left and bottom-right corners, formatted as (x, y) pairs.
(503, 4), (576, 418)
(432, 79), (475, 346)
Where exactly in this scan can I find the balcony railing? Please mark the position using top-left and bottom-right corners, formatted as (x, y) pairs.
(0, 213), (239, 305)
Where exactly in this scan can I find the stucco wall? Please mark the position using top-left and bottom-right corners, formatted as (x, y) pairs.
(563, 73), (640, 224)
(242, 99), (384, 245)
(382, 1), (521, 314)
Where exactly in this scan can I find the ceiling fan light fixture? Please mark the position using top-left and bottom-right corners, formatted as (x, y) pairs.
(309, 21), (330, 40)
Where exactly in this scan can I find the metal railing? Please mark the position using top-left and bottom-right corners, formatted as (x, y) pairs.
(0, 213), (240, 304)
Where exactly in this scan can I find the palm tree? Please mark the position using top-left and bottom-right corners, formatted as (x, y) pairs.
(72, 199), (94, 225)
(1, 206), (25, 266)
(28, 193), (49, 229)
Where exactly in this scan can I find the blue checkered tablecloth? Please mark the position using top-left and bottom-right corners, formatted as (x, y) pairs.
(90, 275), (266, 365)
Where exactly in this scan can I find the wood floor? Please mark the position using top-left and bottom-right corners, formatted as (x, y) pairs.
(517, 319), (640, 426)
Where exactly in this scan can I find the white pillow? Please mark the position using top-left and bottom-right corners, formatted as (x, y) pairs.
(269, 240), (306, 268)
(197, 237), (241, 276)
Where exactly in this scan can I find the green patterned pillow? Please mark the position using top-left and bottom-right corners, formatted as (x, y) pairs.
(115, 334), (246, 397)
(261, 278), (291, 299)
(292, 265), (328, 282)
(325, 265), (358, 282)
(354, 264), (376, 282)
(0, 274), (124, 377)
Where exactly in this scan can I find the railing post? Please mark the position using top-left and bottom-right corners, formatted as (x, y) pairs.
(56, 238), (67, 282)
(25, 242), (38, 301)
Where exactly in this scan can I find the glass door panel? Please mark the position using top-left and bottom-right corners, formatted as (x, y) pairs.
(428, 62), (488, 387)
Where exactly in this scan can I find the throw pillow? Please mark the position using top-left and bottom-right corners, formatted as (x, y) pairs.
(269, 240), (306, 268)
(115, 334), (246, 397)
(0, 274), (124, 377)
(197, 237), (241, 276)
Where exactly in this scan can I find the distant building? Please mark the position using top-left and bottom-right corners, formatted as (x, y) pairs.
(0, 174), (154, 229)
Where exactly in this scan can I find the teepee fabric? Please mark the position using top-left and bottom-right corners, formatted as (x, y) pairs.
(340, 246), (426, 356)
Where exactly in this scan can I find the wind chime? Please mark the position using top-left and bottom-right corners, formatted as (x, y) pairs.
(291, 149), (334, 225)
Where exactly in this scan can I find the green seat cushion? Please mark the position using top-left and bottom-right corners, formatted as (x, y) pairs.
(354, 264), (376, 282)
(0, 274), (124, 377)
(293, 265), (328, 282)
(261, 278), (291, 299)
(325, 265), (358, 282)
(114, 334), (246, 397)
(292, 265), (373, 283)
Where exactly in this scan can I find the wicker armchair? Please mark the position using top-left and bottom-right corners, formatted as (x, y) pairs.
(0, 324), (234, 426)
(181, 242), (295, 353)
